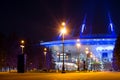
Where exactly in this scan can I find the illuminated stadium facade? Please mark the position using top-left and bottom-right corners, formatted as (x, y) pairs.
(40, 14), (117, 71)
(40, 35), (116, 71)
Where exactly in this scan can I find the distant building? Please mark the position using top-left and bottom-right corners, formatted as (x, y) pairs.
(40, 34), (116, 71)
(40, 13), (117, 71)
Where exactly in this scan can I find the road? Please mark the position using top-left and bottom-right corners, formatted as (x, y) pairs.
(0, 72), (120, 80)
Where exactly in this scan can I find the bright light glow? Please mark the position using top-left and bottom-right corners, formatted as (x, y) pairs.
(20, 45), (24, 48)
(76, 43), (81, 48)
(75, 59), (77, 62)
(85, 47), (89, 54)
(80, 15), (86, 34)
(106, 46), (114, 50)
(108, 13), (114, 33)
(44, 48), (47, 51)
(40, 38), (116, 46)
(55, 62), (78, 68)
(62, 22), (66, 26)
(90, 54), (92, 58)
(59, 22), (67, 38)
(60, 28), (67, 34)
(21, 40), (24, 44)
(85, 47), (89, 50)
(76, 39), (81, 48)
(85, 50), (89, 54)
(77, 39), (80, 42)
(44, 52), (47, 55)
(90, 52), (93, 58)
(81, 24), (85, 33)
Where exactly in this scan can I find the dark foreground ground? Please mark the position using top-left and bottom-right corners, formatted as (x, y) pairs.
(0, 72), (120, 80)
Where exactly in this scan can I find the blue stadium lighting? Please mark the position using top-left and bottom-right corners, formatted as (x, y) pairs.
(110, 23), (114, 32)
(96, 46), (114, 51)
(108, 12), (115, 34)
(40, 38), (116, 46)
(80, 15), (87, 36)
(81, 24), (85, 33)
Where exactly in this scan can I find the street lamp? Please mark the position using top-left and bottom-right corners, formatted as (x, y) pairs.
(60, 22), (67, 73)
(76, 39), (81, 71)
(44, 48), (47, 70)
(20, 40), (25, 54)
(18, 40), (25, 73)
(21, 40), (24, 44)
(85, 47), (89, 54)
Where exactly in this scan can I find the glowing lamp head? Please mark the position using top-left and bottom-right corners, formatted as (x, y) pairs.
(76, 43), (81, 48)
(77, 39), (80, 42)
(21, 40), (24, 44)
(85, 47), (89, 50)
(44, 52), (47, 56)
(20, 45), (24, 48)
(85, 50), (89, 54)
(90, 54), (92, 58)
(62, 22), (66, 26)
(61, 28), (67, 34)
(44, 48), (47, 51)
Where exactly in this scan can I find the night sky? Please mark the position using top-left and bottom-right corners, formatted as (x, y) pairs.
(0, 0), (120, 42)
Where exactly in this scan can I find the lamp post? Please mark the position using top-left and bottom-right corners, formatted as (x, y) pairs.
(18, 40), (25, 73)
(44, 48), (47, 70)
(76, 39), (81, 71)
(20, 40), (25, 54)
(61, 22), (67, 73)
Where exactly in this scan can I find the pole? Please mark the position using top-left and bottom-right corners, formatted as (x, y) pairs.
(45, 54), (46, 69)
(62, 33), (65, 73)
(76, 39), (80, 71)
(44, 52), (47, 70)
(22, 47), (23, 54)
(77, 49), (80, 71)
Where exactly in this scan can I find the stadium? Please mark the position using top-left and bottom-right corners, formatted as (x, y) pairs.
(40, 14), (117, 71)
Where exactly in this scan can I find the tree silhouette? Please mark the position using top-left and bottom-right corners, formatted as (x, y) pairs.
(6, 33), (20, 70)
(112, 34), (120, 71)
(0, 33), (7, 71)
